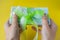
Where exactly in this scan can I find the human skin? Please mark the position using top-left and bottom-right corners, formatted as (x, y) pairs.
(4, 14), (22, 40)
(41, 15), (57, 40)
(32, 15), (57, 40)
(4, 13), (57, 40)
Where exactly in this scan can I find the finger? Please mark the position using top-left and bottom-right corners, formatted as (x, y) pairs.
(12, 12), (18, 25)
(32, 26), (37, 31)
(38, 29), (41, 34)
(32, 26), (41, 33)
(4, 20), (10, 29)
(50, 19), (57, 30)
(19, 24), (23, 33)
(19, 27), (23, 33)
(42, 15), (50, 29)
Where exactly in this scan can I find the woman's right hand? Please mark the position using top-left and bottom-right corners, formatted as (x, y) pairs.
(41, 15), (57, 40)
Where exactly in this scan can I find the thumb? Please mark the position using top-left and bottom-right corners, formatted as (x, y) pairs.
(12, 12), (18, 25)
(42, 15), (49, 29)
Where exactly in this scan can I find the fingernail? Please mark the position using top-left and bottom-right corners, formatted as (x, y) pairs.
(42, 13), (46, 18)
(44, 13), (47, 16)
(44, 13), (46, 15)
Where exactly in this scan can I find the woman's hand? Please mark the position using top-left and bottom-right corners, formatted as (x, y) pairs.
(42, 15), (57, 40)
(4, 14), (21, 40)
(32, 15), (57, 40)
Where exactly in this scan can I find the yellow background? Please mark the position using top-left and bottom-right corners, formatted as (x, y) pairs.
(0, 0), (60, 40)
